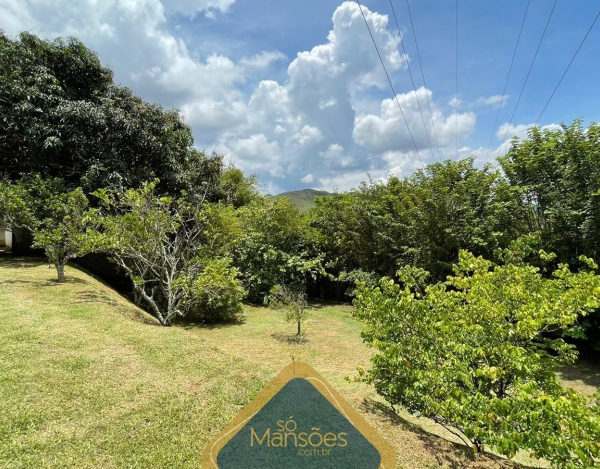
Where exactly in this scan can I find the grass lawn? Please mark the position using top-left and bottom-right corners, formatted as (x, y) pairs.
(1, 257), (598, 468)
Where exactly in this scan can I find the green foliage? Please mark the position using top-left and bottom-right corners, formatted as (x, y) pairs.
(267, 284), (309, 336)
(499, 120), (600, 347)
(233, 197), (325, 302)
(0, 31), (203, 194)
(31, 187), (103, 281)
(0, 176), (102, 281)
(499, 120), (600, 264)
(353, 249), (600, 468)
(187, 258), (246, 322)
(309, 159), (529, 287)
(96, 181), (243, 326)
(216, 166), (259, 208)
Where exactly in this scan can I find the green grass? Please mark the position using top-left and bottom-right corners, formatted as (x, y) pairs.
(0, 258), (271, 468)
(1, 257), (597, 468)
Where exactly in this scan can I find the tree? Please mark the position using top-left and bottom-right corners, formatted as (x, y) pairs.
(31, 188), (102, 282)
(499, 120), (600, 264)
(499, 120), (600, 347)
(267, 283), (309, 337)
(0, 176), (102, 281)
(188, 258), (247, 322)
(0, 31), (200, 194)
(96, 181), (243, 326)
(233, 197), (324, 302)
(353, 243), (600, 468)
(309, 159), (529, 299)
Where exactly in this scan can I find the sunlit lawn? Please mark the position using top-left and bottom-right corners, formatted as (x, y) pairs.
(1, 257), (597, 468)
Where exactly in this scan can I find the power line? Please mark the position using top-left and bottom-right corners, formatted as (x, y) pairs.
(455, 0), (458, 158)
(483, 0), (531, 164)
(535, 7), (600, 125)
(389, 0), (437, 162)
(404, 0), (442, 161)
(496, 0), (558, 157)
(354, 0), (426, 168)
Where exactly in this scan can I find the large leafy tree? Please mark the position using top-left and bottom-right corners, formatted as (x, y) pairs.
(233, 197), (324, 302)
(499, 120), (600, 264)
(499, 120), (600, 346)
(0, 31), (197, 193)
(353, 243), (600, 468)
(310, 159), (529, 288)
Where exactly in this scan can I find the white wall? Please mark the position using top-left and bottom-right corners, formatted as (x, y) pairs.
(0, 230), (12, 249)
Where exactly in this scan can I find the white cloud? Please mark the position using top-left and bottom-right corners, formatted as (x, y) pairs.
(1, 0), (492, 193)
(294, 125), (324, 146)
(162, 0), (237, 18)
(477, 94), (509, 107)
(240, 51), (287, 69)
(449, 97), (462, 108)
(321, 144), (355, 169)
(353, 87), (476, 156)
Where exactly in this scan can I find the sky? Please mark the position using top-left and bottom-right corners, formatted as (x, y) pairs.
(2, 0), (600, 194)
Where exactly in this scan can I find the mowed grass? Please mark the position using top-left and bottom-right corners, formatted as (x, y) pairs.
(0, 258), (271, 468)
(1, 258), (598, 468)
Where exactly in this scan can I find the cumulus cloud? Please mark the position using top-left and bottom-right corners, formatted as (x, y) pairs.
(164, 0), (237, 18)
(1, 0), (487, 192)
(477, 94), (509, 107)
(449, 97), (462, 108)
(240, 51), (287, 69)
(353, 87), (476, 155)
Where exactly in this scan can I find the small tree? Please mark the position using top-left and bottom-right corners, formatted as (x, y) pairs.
(96, 181), (243, 326)
(0, 177), (102, 282)
(267, 284), (309, 336)
(31, 188), (103, 282)
(353, 247), (600, 468)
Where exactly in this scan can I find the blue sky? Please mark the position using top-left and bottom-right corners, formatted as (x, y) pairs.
(3, 0), (599, 193)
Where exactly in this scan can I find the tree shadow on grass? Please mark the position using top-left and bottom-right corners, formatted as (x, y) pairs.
(270, 332), (309, 344)
(556, 358), (600, 391)
(0, 276), (88, 287)
(0, 257), (46, 269)
(357, 398), (523, 469)
(75, 290), (119, 307)
(74, 289), (159, 325)
(177, 316), (247, 330)
(307, 299), (354, 311)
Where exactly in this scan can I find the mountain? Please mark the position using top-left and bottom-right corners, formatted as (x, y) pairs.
(266, 188), (335, 211)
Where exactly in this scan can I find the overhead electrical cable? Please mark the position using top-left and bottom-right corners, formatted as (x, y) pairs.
(404, 0), (442, 161)
(354, 0), (426, 168)
(389, 0), (437, 162)
(455, 0), (458, 158)
(495, 0), (558, 157)
(535, 8), (600, 125)
(483, 0), (531, 164)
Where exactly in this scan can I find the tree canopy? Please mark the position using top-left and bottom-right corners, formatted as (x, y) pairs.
(0, 31), (209, 195)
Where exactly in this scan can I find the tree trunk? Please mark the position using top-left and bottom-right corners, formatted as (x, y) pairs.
(55, 262), (66, 282)
(297, 320), (301, 336)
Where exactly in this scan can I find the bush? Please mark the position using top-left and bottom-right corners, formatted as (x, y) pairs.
(189, 258), (246, 322)
(353, 249), (600, 468)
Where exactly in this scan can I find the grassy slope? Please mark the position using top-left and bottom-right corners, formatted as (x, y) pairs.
(3, 258), (596, 468)
(0, 258), (271, 468)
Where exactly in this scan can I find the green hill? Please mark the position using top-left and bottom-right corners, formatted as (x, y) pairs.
(266, 188), (334, 211)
